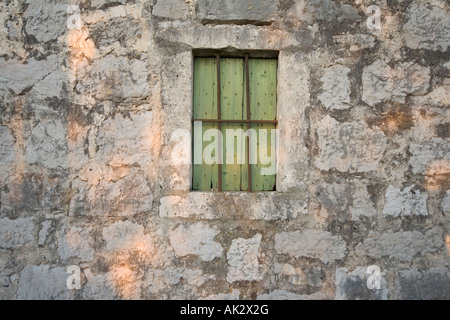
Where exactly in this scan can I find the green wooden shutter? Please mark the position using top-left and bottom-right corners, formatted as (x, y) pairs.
(192, 58), (218, 191)
(249, 59), (277, 191)
(192, 56), (277, 192)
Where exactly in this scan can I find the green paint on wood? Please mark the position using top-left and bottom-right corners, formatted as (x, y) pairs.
(220, 58), (245, 191)
(193, 57), (277, 192)
(249, 59), (277, 191)
(193, 58), (218, 191)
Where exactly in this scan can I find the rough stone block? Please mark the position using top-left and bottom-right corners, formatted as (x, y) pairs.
(403, 1), (450, 52)
(0, 218), (34, 248)
(102, 220), (154, 256)
(257, 290), (326, 300)
(317, 179), (377, 221)
(0, 55), (62, 95)
(95, 112), (153, 169)
(315, 115), (387, 173)
(169, 223), (223, 262)
(0, 126), (15, 166)
(442, 193), (450, 213)
(25, 118), (68, 170)
(355, 227), (444, 261)
(318, 64), (351, 110)
(409, 138), (449, 175)
(38, 220), (52, 246)
(153, 0), (192, 20)
(197, 0), (278, 24)
(396, 268), (450, 300)
(58, 226), (94, 262)
(275, 230), (346, 264)
(335, 267), (388, 300)
(200, 289), (240, 300)
(362, 59), (430, 106)
(285, 0), (359, 26)
(227, 234), (262, 283)
(82, 272), (117, 300)
(23, 0), (67, 43)
(159, 193), (306, 220)
(70, 173), (154, 216)
(333, 34), (376, 52)
(75, 54), (150, 101)
(18, 265), (74, 300)
(382, 185), (428, 217)
(89, 16), (143, 48)
(2, 173), (67, 211)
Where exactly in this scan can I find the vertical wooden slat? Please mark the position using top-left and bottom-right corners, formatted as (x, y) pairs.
(216, 54), (222, 192)
(249, 58), (277, 191)
(192, 58), (218, 191)
(221, 58), (245, 191)
(245, 55), (252, 192)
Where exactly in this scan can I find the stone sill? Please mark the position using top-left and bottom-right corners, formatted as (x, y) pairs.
(159, 191), (307, 221)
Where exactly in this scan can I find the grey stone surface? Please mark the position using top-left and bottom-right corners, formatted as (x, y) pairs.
(275, 230), (346, 264)
(362, 59), (430, 106)
(23, 0), (67, 43)
(333, 34), (376, 51)
(396, 268), (450, 300)
(200, 289), (240, 300)
(38, 220), (52, 246)
(70, 173), (154, 216)
(317, 179), (377, 221)
(285, 0), (360, 26)
(159, 193), (307, 220)
(17, 265), (74, 300)
(403, 1), (450, 52)
(226, 234), (262, 283)
(335, 267), (388, 300)
(0, 55), (62, 95)
(355, 227), (444, 261)
(0, 126), (15, 166)
(442, 193), (450, 213)
(82, 272), (117, 300)
(409, 138), (449, 175)
(102, 220), (154, 256)
(197, 0), (278, 24)
(169, 223), (223, 262)
(75, 54), (150, 101)
(383, 185), (428, 217)
(153, 0), (192, 20)
(25, 118), (68, 170)
(58, 226), (94, 262)
(315, 116), (387, 173)
(318, 65), (351, 110)
(257, 290), (326, 300)
(0, 218), (34, 248)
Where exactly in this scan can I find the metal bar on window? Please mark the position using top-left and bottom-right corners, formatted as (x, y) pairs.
(216, 54), (222, 192)
(245, 54), (252, 192)
(192, 119), (278, 124)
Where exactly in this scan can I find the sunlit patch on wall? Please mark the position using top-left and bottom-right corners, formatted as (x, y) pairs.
(424, 159), (450, 191)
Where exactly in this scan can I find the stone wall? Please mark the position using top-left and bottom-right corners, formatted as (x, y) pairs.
(0, 0), (449, 300)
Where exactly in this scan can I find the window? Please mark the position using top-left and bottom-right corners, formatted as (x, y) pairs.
(192, 53), (278, 192)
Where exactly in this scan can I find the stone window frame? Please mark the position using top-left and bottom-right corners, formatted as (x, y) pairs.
(159, 40), (310, 221)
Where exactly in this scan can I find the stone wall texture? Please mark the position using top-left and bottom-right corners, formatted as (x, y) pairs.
(0, 0), (449, 300)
